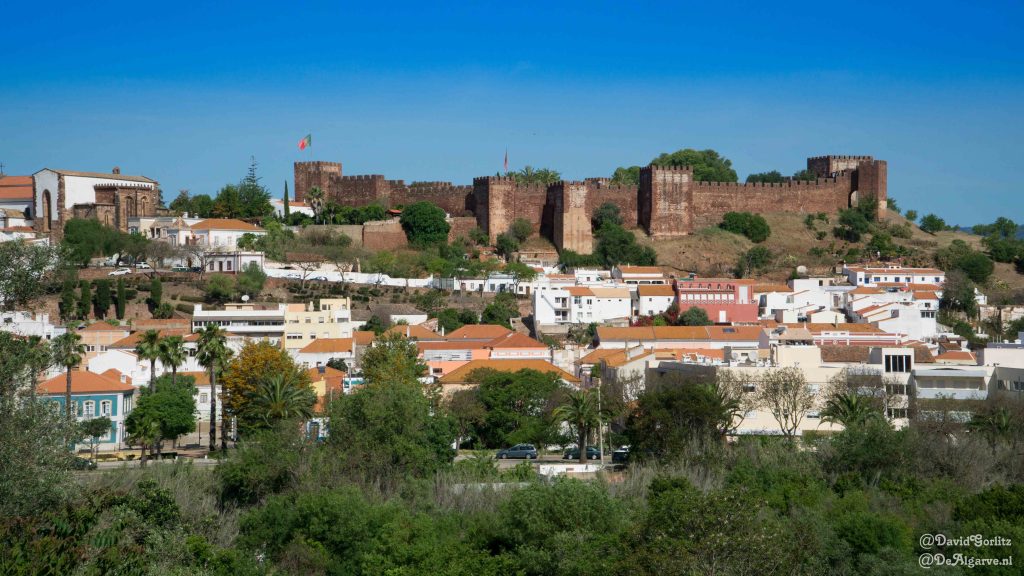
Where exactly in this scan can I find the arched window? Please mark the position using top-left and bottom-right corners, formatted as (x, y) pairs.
(100, 400), (112, 416)
(83, 400), (95, 417)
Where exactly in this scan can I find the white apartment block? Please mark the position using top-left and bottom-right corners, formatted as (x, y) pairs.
(192, 303), (286, 345)
(283, 298), (354, 350)
(534, 286), (632, 326)
(0, 311), (66, 340)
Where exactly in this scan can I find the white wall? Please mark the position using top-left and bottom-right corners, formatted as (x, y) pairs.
(33, 170), (58, 224)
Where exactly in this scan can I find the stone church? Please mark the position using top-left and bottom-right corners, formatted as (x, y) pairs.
(33, 167), (161, 237)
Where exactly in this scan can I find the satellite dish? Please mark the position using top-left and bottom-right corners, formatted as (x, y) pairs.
(796, 265), (808, 276)
(241, 294), (250, 302)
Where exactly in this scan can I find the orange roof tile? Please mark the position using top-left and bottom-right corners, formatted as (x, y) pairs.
(108, 329), (192, 349)
(934, 350), (976, 362)
(637, 284), (677, 297)
(440, 359), (580, 384)
(37, 370), (134, 395)
(354, 331), (376, 345)
(417, 341), (490, 351)
(190, 218), (263, 231)
(578, 348), (622, 364)
(564, 287), (595, 297)
(704, 326), (764, 341)
(445, 325), (513, 341)
(299, 338), (354, 354)
(0, 176), (33, 200)
(180, 371), (211, 386)
(752, 284), (793, 293)
(486, 332), (548, 349)
(850, 286), (884, 295)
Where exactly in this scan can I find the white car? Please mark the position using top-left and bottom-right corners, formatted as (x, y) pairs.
(135, 262), (152, 269)
(108, 268), (132, 276)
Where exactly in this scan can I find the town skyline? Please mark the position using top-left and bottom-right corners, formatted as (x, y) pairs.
(2, 1), (1022, 225)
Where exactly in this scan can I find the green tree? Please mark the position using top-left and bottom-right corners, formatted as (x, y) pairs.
(940, 269), (979, 319)
(469, 226), (489, 246)
(509, 166), (561, 185)
(246, 372), (316, 429)
(719, 211), (770, 242)
(834, 207), (870, 242)
(399, 201), (450, 247)
(592, 202), (623, 230)
(904, 209), (918, 222)
(821, 392), (881, 428)
(196, 324), (232, 452)
(651, 148), (738, 182)
(0, 241), (63, 311)
(213, 183), (243, 218)
(553, 389), (601, 463)
(77, 280), (91, 319)
(792, 168), (818, 181)
(306, 186), (324, 224)
(626, 380), (738, 461)
(221, 340), (310, 434)
(79, 416), (112, 460)
(956, 251), (995, 284)
(886, 197), (900, 214)
(93, 279), (111, 319)
(158, 335), (187, 387)
(594, 224), (657, 267)
(126, 377), (197, 458)
(115, 278), (126, 320)
(475, 368), (563, 448)
(190, 193), (215, 217)
(482, 292), (520, 328)
(282, 180), (290, 220)
(59, 279), (78, 322)
(746, 170), (785, 183)
(755, 367), (814, 440)
(495, 232), (519, 259)
(205, 273), (235, 303)
(510, 218), (533, 242)
(503, 261), (538, 293)
(61, 218), (123, 266)
(734, 246), (773, 278)
(611, 165), (641, 185)
(168, 190), (192, 214)
(919, 213), (947, 234)
(236, 262), (267, 297)
(135, 329), (163, 392)
(149, 275), (162, 311)
(447, 388), (487, 448)
(678, 306), (712, 326)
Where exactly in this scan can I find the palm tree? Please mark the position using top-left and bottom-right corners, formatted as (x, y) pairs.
(26, 336), (52, 403)
(51, 332), (85, 420)
(246, 372), (316, 429)
(553, 388), (600, 464)
(969, 407), (1013, 450)
(821, 392), (881, 428)
(307, 186), (324, 224)
(135, 329), (163, 392)
(196, 325), (231, 452)
(158, 335), (187, 388)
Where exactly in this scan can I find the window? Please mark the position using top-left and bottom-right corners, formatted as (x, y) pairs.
(83, 400), (95, 418)
(884, 355), (911, 373)
(286, 333), (303, 340)
(199, 393), (209, 404)
(100, 400), (112, 416)
(225, 261), (232, 271)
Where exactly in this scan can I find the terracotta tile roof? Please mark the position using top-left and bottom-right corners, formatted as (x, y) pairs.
(298, 338), (354, 354)
(850, 286), (884, 295)
(486, 332), (548, 349)
(597, 325), (761, 342)
(308, 365), (346, 382)
(180, 371), (211, 386)
(602, 347), (727, 368)
(383, 324), (443, 340)
(134, 319), (191, 330)
(819, 345), (935, 364)
(190, 218), (263, 231)
(589, 287), (631, 298)
(787, 322), (887, 334)
(445, 325), (513, 341)
(617, 266), (664, 275)
(354, 331), (376, 345)
(935, 350), (976, 363)
(752, 284), (793, 293)
(913, 292), (939, 300)
(37, 369), (134, 395)
(0, 176), (33, 200)
(417, 341), (490, 351)
(578, 348), (622, 364)
(41, 168), (156, 183)
(109, 329), (192, 349)
(80, 322), (130, 332)
(564, 287), (595, 297)
(637, 285), (676, 297)
(308, 366), (346, 413)
(440, 359), (580, 384)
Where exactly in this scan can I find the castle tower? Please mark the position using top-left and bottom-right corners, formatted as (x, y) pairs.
(472, 176), (516, 242)
(552, 181), (593, 254)
(856, 159), (888, 221)
(294, 161), (342, 202)
(806, 155), (873, 178)
(639, 165), (692, 237)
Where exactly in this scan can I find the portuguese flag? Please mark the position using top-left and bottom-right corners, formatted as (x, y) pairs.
(298, 134), (312, 150)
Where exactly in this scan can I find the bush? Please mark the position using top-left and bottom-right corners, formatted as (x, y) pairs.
(955, 251), (995, 284)
(205, 274), (234, 304)
(399, 201), (450, 247)
(919, 213), (947, 234)
(719, 212), (770, 243)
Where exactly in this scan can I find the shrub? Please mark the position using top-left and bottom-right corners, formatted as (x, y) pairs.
(719, 212), (771, 243)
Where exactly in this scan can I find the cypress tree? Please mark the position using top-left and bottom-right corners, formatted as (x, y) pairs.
(116, 278), (127, 320)
(59, 280), (77, 322)
(283, 181), (290, 220)
(150, 276), (162, 311)
(77, 281), (91, 320)
(94, 280), (111, 319)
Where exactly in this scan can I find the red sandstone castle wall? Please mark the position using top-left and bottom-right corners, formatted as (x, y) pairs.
(362, 220), (408, 251)
(447, 216), (477, 243)
(401, 182), (474, 216)
(585, 179), (639, 228)
(294, 161), (342, 202)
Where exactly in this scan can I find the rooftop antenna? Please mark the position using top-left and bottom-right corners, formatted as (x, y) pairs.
(0, 162), (5, 176)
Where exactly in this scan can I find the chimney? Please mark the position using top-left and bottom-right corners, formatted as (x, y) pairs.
(112, 167), (121, 175)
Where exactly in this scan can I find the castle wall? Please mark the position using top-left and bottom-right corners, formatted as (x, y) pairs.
(401, 182), (474, 216)
(294, 161), (342, 202)
(807, 155), (873, 178)
(361, 220), (407, 251)
(552, 182), (593, 254)
(639, 166), (692, 237)
(584, 179), (639, 227)
(337, 175), (389, 206)
(447, 216), (478, 243)
(688, 176), (852, 230)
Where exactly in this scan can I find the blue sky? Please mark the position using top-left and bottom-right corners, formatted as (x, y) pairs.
(1, 1), (1021, 224)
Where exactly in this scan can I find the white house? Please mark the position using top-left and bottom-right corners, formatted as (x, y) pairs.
(635, 284), (676, 317)
(0, 311), (66, 340)
(185, 218), (265, 250)
(843, 264), (945, 287)
(534, 286), (632, 326)
(271, 198), (314, 218)
(192, 302), (287, 346)
(611, 266), (668, 285)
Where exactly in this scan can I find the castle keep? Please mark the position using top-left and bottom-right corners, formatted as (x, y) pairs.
(295, 155), (886, 254)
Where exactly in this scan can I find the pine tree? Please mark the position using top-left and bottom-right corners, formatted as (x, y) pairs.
(116, 278), (126, 320)
(94, 280), (111, 319)
(59, 280), (77, 322)
(77, 281), (91, 320)
(283, 181), (290, 220)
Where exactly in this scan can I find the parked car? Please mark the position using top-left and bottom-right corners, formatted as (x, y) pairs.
(496, 444), (538, 459)
(611, 446), (630, 465)
(72, 456), (97, 471)
(170, 265), (189, 273)
(563, 446), (601, 460)
(135, 262), (152, 269)
(108, 268), (132, 276)
(312, 275), (328, 281)
(190, 266), (203, 273)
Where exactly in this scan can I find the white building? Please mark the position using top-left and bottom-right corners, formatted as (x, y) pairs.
(271, 198), (314, 218)
(534, 286), (632, 326)
(165, 218), (266, 250)
(192, 302), (286, 345)
(611, 266), (668, 285)
(843, 264), (946, 287)
(635, 284), (676, 317)
(0, 311), (65, 340)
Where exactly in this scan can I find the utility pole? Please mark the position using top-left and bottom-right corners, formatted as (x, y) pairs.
(596, 376), (604, 467)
